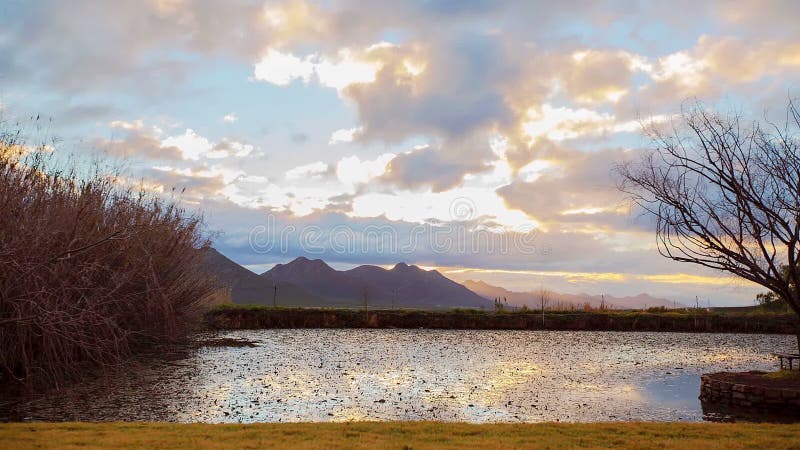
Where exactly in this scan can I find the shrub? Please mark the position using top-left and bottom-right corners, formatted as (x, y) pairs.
(0, 129), (217, 387)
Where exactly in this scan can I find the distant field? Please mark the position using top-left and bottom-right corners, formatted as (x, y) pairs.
(205, 305), (797, 334)
(2, 422), (800, 449)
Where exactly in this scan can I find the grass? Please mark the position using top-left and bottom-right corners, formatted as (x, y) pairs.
(2, 422), (800, 449)
(206, 304), (797, 334)
(765, 370), (800, 381)
(213, 303), (792, 318)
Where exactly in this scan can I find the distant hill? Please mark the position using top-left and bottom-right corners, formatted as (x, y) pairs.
(202, 248), (324, 306)
(262, 256), (377, 303)
(345, 263), (491, 308)
(262, 257), (491, 308)
(204, 250), (674, 310)
(462, 279), (680, 310)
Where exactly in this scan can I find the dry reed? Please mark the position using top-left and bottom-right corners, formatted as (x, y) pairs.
(0, 127), (217, 387)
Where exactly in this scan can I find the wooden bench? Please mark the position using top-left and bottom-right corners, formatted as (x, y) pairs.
(771, 352), (800, 370)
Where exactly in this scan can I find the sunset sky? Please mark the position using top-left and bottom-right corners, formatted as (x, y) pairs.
(3, 1), (800, 305)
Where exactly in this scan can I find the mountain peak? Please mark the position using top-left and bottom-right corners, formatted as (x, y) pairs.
(263, 256), (337, 279)
(265, 256), (490, 308)
(391, 262), (425, 273)
(288, 256), (328, 267)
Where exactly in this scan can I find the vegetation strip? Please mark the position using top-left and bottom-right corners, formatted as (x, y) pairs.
(206, 306), (797, 334)
(2, 422), (800, 449)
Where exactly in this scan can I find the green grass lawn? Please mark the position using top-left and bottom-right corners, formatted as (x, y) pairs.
(2, 422), (800, 449)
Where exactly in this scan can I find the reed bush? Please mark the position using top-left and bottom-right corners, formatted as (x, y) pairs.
(0, 128), (217, 387)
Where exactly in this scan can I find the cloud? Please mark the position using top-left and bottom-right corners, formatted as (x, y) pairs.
(5, 0), (799, 306)
(205, 140), (254, 159)
(253, 49), (315, 86)
(253, 47), (382, 92)
(381, 144), (490, 192)
(344, 33), (524, 142)
(335, 153), (395, 187)
(521, 104), (659, 143)
(712, 0), (800, 39)
(285, 161), (329, 180)
(349, 187), (532, 229)
(160, 129), (254, 160)
(693, 36), (800, 83)
(0, 0), (276, 94)
(328, 127), (363, 144)
(99, 134), (182, 161)
(97, 121), (182, 160)
(563, 50), (642, 104)
(139, 165), (228, 197)
(496, 146), (639, 231)
(160, 129), (212, 160)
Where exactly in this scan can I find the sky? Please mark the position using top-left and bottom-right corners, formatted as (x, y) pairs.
(2, 0), (799, 305)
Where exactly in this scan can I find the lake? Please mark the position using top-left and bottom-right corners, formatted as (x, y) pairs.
(1, 330), (794, 423)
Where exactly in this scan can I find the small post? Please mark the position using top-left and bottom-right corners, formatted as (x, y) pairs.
(273, 283), (277, 308)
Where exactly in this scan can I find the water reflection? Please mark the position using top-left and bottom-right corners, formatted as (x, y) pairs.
(0, 330), (794, 423)
(640, 374), (701, 419)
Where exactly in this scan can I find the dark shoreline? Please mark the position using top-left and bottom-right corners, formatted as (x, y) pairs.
(205, 306), (797, 334)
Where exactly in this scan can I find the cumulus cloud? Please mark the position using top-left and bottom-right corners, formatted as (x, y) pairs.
(328, 127), (363, 144)
(206, 140), (255, 159)
(521, 104), (659, 143)
(496, 146), (639, 230)
(99, 133), (182, 161)
(563, 50), (642, 104)
(253, 49), (315, 86)
(381, 142), (491, 192)
(160, 129), (254, 160)
(98, 121), (181, 160)
(691, 36), (800, 83)
(335, 153), (395, 187)
(344, 33), (525, 142)
(285, 161), (329, 180)
(139, 165), (228, 197)
(0, 0), (276, 94)
(253, 47), (382, 92)
(160, 129), (212, 160)
(6, 0), (800, 305)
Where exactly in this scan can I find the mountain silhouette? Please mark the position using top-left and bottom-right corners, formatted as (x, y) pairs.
(462, 279), (680, 309)
(262, 257), (491, 308)
(344, 262), (490, 308)
(206, 250), (676, 310)
(261, 256), (381, 302)
(202, 248), (323, 306)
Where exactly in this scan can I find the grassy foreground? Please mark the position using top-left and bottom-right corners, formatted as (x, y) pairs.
(3, 422), (800, 449)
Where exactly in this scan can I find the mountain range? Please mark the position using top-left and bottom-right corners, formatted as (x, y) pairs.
(462, 280), (679, 309)
(203, 248), (324, 306)
(204, 248), (677, 309)
(261, 256), (489, 308)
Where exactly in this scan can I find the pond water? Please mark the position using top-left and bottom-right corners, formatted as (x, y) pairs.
(1, 330), (795, 423)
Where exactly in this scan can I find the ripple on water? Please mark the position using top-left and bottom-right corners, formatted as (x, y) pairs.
(0, 330), (793, 423)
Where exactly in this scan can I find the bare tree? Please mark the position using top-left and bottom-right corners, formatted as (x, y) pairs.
(617, 99), (800, 351)
(538, 287), (551, 326)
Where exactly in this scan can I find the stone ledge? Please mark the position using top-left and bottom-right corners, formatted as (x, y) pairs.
(700, 372), (800, 415)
